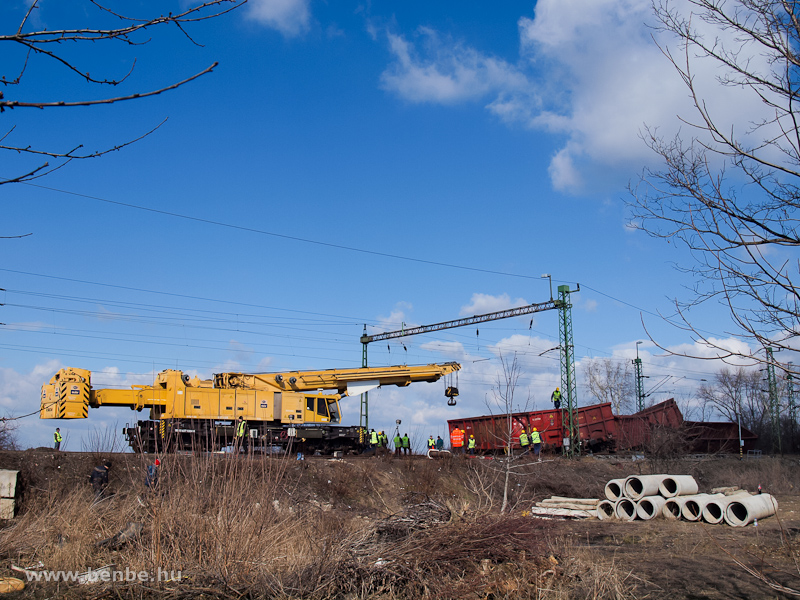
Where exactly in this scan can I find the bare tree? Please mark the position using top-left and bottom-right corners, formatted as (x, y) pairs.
(1, 0), (245, 186)
(697, 366), (769, 435)
(0, 417), (19, 450)
(583, 357), (634, 414)
(674, 390), (711, 421)
(629, 0), (800, 370)
(485, 354), (532, 513)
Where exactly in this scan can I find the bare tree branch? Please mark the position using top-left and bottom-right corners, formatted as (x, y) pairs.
(0, 1), (246, 185)
(0, 65), (217, 111)
(630, 0), (800, 371)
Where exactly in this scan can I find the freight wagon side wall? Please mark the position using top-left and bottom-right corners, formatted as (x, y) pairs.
(448, 415), (534, 451)
(448, 402), (616, 452)
(616, 399), (685, 450)
(575, 403), (617, 450)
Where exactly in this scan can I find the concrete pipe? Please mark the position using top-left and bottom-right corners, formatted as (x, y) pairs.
(597, 499), (617, 520)
(681, 494), (723, 521)
(658, 475), (698, 498)
(624, 474), (669, 501)
(636, 496), (666, 520)
(615, 498), (637, 521)
(724, 494), (778, 527)
(662, 494), (704, 520)
(701, 492), (751, 524)
(663, 498), (684, 520)
(604, 478), (627, 501)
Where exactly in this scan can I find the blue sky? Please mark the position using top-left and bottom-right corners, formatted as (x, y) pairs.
(0, 0), (770, 449)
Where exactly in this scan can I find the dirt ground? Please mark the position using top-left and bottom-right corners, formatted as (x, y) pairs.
(554, 497), (800, 598)
(2, 449), (800, 599)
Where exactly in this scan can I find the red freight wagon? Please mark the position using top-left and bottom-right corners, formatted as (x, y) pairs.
(615, 398), (684, 450)
(448, 398), (757, 455)
(684, 421), (758, 453)
(447, 402), (618, 453)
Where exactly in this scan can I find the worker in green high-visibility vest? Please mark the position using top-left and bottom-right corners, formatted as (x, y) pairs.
(467, 434), (477, 455)
(369, 429), (378, 449)
(551, 387), (562, 410)
(53, 428), (62, 451)
(392, 432), (402, 457)
(235, 416), (248, 453)
(531, 427), (542, 462)
(519, 429), (530, 456)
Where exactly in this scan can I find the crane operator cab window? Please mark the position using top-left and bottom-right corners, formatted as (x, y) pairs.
(327, 399), (340, 423)
(305, 396), (330, 422)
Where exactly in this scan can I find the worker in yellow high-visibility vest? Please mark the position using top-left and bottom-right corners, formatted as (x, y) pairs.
(519, 429), (530, 456)
(531, 427), (542, 462)
(551, 387), (562, 410)
(235, 416), (248, 453)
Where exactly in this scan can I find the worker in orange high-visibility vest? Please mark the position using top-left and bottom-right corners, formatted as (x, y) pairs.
(450, 427), (465, 453)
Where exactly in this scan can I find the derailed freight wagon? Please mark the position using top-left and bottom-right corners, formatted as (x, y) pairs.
(447, 402), (618, 454)
(448, 399), (755, 454)
(615, 399), (684, 450)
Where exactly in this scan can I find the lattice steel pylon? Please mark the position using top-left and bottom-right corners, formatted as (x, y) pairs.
(361, 325), (369, 432)
(633, 357), (645, 412)
(558, 284), (580, 457)
(766, 347), (781, 455)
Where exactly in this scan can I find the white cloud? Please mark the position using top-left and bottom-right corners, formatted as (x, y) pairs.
(459, 292), (528, 317)
(256, 356), (274, 371)
(374, 302), (414, 333)
(548, 146), (582, 192)
(246, 0), (311, 37)
(0, 360), (61, 413)
(380, 28), (530, 104)
(380, 0), (777, 192)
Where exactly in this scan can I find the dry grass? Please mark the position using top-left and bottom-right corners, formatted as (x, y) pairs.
(11, 451), (800, 599)
(0, 453), (647, 599)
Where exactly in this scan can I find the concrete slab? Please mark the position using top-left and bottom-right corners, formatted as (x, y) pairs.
(0, 469), (18, 498)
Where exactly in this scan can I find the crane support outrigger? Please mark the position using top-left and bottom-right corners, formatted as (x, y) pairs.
(40, 362), (460, 454)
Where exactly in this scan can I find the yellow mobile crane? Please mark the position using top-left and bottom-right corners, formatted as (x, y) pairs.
(40, 362), (461, 453)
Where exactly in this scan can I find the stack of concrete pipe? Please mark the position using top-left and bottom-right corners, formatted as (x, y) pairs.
(596, 474), (777, 526)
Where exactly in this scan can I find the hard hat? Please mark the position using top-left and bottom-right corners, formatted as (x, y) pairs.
(533, 427), (538, 431)
(470, 434), (474, 437)
(155, 459), (161, 466)
(556, 387), (560, 391)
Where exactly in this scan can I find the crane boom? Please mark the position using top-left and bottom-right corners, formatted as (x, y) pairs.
(215, 362), (460, 393)
(360, 299), (562, 344)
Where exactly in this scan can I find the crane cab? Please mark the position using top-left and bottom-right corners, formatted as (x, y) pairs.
(280, 393), (341, 424)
